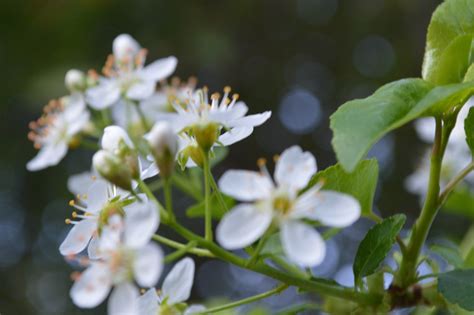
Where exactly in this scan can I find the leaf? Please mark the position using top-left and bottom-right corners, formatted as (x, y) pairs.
(438, 269), (474, 311)
(422, 0), (474, 84)
(260, 233), (283, 257)
(307, 159), (379, 216)
(186, 193), (235, 219)
(443, 186), (474, 219)
(465, 247), (474, 268)
(431, 244), (464, 268)
(465, 107), (474, 156)
(422, 81), (474, 116)
(353, 214), (406, 285)
(330, 79), (432, 171)
(210, 146), (229, 168)
(464, 63), (474, 82)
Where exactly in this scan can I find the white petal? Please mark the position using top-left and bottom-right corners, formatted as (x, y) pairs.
(155, 112), (197, 132)
(88, 233), (101, 259)
(86, 80), (120, 109)
(162, 257), (195, 304)
(113, 34), (141, 61)
(111, 100), (140, 128)
(216, 204), (272, 250)
(59, 218), (96, 256)
(139, 56), (178, 81)
(99, 215), (123, 251)
(85, 180), (109, 212)
(137, 289), (159, 315)
(139, 157), (160, 180)
(124, 201), (159, 248)
(218, 170), (273, 202)
(67, 171), (96, 196)
(108, 283), (139, 315)
(185, 305), (206, 314)
(218, 126), (253, 146)
(280, 221), (325, 267)
(126, 80), (156, 100)
(67, 111), (90, 136)
(26, 142), (68, 171)
(102, 125), (134, 152)
(70, 263), (112, 308)
(133, 243), (164, 287)
(227, 111), (272, 128)
(227, 101), (249, 119)
(274, 146), (317, 192)
(293, 190), (361, 227)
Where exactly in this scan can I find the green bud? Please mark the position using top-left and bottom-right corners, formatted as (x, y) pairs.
(93, 150), (133, 191)
(193, 122), (219, 152)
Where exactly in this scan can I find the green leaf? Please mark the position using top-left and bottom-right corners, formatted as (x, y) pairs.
(330, 79), (432, 171)
(186, 193), (235, 219)
(210, 146), (229, 168)
(438, 269), (474, 311)
(422, 0), (474, 85)
(465, 247), (474, 268)
(464, 63), (474, 82)
(431, 244), (464, 268)
(465, 107), (474, 156)
(443, 186), (474, 219)
(421, 81), (474, 116)
(353, 214), (406, 285)
(260, 233), (283, 257)
(307, 159), (379, 216)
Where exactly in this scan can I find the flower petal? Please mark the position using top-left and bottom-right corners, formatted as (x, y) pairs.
(124, 200), (159, 248)
(274, 146), (317, 192)
(185, 305), (207, 314)
(67, 171), (97, 196)
(102, 125), (134, 152)
(70, 263), (112, 308)
(139, 56), (178, 81)
(218, 170), (273, 202)
(137, 289), (159, 315)
(162, 257), (195, 304)
(26, 142), (68, 171)
(126, 80), (156, 100)
(59, 218), (96, 256)
(218, 126), (253, 146)
(85, 180), (109, 212)
(86, 80), (120, 109)
(108, 283), (139, 315)
(133, 243), (164, 288)
(227, 111), (271, 128)
(293, 190), (361, 227)
(88, 233), (101, 259)
(280, 220), (325, 267)
(216, 204), (272, 250)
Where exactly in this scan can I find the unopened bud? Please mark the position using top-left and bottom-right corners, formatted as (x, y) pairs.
(93, 150), (133, 191)
(65, 69), (86, 92)
(193, 122), (219, 152)
(102, 126), (134, 153)
(113, 34), (140, 62)
(179, 145), (205, 168)
(146, 122), (178, 178)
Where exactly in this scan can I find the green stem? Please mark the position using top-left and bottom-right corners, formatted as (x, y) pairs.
(131, 100), (150, 131)
(247, 226), (275, 266)
(164, 178), (175, 222)
(202, 151), (212, 241)
(208, 170), (229, 213)
(164, 241), (197, 263)
(79, 138), (100, 150)
(136, 178), (169, 223)
(396, 118), (446, 288)
(195, 284), (289, 314)
(152, 234), (214, 258)
(100, 109), (112, 127)
(168, 221), (380, 305)
(147, 179), (163, 192)
(438, 161), (474, 205)
(271, 256), (310, 279)
(276, 303), (321, 315)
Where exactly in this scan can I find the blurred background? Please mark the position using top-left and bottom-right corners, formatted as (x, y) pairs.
(2, 0), (470, 314)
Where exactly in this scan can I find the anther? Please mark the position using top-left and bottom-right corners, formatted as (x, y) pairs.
(257, 158), (267, 167)
(65, 218), (72, 224)
(69, 200), (75, 206)
(224, 86), (231, 93)
(273, 154), (280, 162)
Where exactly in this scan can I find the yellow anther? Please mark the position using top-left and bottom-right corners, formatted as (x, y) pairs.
(211, 92), (220, 100)
(232, 93), (239, 100)
(69, 200), (75, 206)
(65, 218), (72, 224)
(257, 157), (267, 167)
(273, 154), (280, 162)
(72, 211), (78, 218)
(224, 86), (231, 93)
(91, 175), (97, 180)
(82, 194), (87, 200)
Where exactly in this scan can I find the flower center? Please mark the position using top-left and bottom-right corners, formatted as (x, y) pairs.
(273, 195), (293, 216)
(98, 201), (126, 234)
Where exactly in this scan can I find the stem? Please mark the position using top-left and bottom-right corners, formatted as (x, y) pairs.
(208, 170), (229, 213)
(195, 284), (289, 314)
(147, 179), (163, 192)
(396, 118), (446, 288)
(438, 161), (474, 205)
(152, 234), (214, 258)
(136, 178), (169, 223)
(168, 221), (380, 305)
(79, 138), (100, 150)
(247, 227), (275, 266)
(202, 151), (212, 241)
(132, 100), (150, 131)
(164, 241), (197, 263)
(164, 178), (175, 222)
(270, 256), (310, 279)
(276, 303), (321, 315)
(100, 109), (112, 127)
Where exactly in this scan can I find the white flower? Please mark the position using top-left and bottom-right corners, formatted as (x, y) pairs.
(59, 179), (159, 258)
(70, 233), (164, 314)
(145, 121), (178, 177)
(216, 146), (361, 267)
(65, 69), (86, 92)
(86, 34), (177, 110)
(27, 94), (90, 171)
(159, 87), (271, 147)
(137, 258), (205, 315)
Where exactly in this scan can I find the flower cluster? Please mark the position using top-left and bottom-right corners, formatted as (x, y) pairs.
(27, 34), (363, 314)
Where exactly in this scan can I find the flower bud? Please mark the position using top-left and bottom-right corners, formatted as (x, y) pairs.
(146, 122), (178, 178)
(179, 145), (205, 168)
(113, 34), (140, 62)
(102, 126), (134, 154)
(193, 122), (219, 152)
(93, 150), (133, 191)
(65, 69), (86, 92)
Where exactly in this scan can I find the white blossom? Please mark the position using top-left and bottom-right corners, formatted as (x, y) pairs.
(27, 94), (90, 171)
(86, 34), (177, 110)
(137, 258), (205, 315)
(216, 146), (361, 267)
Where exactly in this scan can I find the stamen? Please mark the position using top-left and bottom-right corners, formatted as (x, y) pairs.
(70, 271), (81, 281)
(273, 154), (280, 162)
(257, 157), (267, 167)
